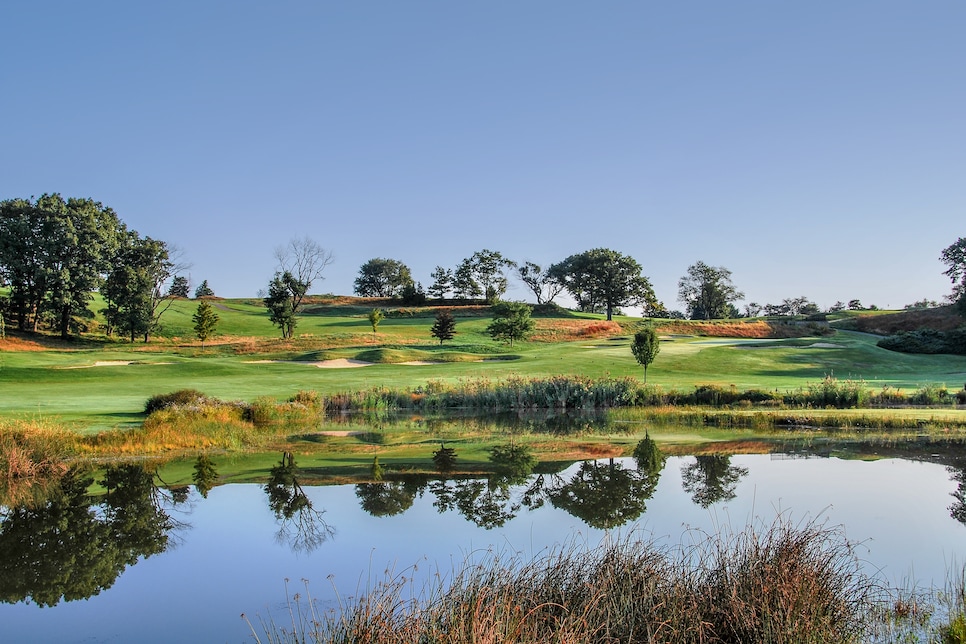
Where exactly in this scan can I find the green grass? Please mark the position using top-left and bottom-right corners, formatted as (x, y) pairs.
(2, 298), (966, 430)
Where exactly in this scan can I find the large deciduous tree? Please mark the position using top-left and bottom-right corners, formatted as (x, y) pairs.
(265, 236), (333, 338)
(0, 194), (122, 338)
(353, 258), (413, 298)
(548, 248), (656, 321)
(516, 261), (564, 305)
(941, 237), (966, 315)
(453, 250), (516, 303)
(101, 233), (177, 342)
(677, 261), (744, 320)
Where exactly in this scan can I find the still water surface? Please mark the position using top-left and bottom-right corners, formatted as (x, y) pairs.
(2, 452), (964, 643)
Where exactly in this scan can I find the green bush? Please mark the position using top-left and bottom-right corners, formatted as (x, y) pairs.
(144, 389), (209, 414)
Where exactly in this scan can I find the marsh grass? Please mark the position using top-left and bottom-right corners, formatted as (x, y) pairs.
(254, 517), (883, 643)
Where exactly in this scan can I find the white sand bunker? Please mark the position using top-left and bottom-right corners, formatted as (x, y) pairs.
(61, 360), (137, 369)
(243, 358), (373, 368)
(806, 343), (844, 349)
(399, 360), (442, 366)
(312, 359), (373, 368)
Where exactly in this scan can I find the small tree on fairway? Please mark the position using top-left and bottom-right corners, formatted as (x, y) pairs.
(192, 300), (219, 348)
(368, 308), (384, 334)
(194, 279), (214, 298)
(486, 301), (535, 347)
(631, 327), (660, 383)
(430, 310), (456, 344)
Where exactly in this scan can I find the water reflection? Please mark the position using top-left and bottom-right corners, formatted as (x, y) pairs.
(680, 455), (750, 508)
(355, 479), (421, 517)
(0, 465), (185, 607)
(264, 452), (334, 553)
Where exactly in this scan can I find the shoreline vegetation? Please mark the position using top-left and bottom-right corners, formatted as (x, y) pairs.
(4, 375), (966, 490)
(250, 516), (962, 644)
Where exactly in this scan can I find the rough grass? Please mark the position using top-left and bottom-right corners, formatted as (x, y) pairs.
(654, 319), (832, 339)
(847, 305), (965, 335)
(262, 517), (881, 643)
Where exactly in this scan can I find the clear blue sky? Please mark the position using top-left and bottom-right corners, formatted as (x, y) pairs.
(2, 1), (963, 311)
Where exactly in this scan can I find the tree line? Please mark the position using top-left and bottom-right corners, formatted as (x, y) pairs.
(4, 193), (962, 344)
(0, 194), (184, 341)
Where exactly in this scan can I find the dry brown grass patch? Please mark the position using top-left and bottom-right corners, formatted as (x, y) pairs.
(533, 319), (625, 341)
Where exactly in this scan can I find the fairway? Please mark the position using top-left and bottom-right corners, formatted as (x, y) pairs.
(2, 298), (966, 430)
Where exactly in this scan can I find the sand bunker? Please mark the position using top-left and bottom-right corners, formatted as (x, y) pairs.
(59, 360), (174, 369)
(313, 358), (373, 368)
(399, 360), (442, 365)
(243, 358), (373, 368)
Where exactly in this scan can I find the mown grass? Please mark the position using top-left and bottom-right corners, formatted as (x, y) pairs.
(3, 297), (966, 432)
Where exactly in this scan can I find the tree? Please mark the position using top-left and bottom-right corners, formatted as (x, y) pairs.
(677, 261), (744, 320)
(454, 250), (516, 302)
(548, 248), (656, 321)
(193, 279), (214, 298)
(101, 233), (178, 342)
(516, 261), (564, 305)
(486, 301), (535, 346)
(265, 236), (333, 338)
(354, 258), (413, 298)
(168, 276), (190, 298)
(264, 272), (298, 338)
(0, 194), (122, 338)
(631, 327), (661, 384)
(192, 300), (219, 348)
(430, 309), (457, 344)
(848, 299), (863, 311)
(367, 308), (384, 334)
(428, 266), (453, 300)
(941, 238), (966, 314)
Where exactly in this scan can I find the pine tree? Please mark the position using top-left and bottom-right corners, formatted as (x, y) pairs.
(194, 279), (214, 298)
(192, 300), (219, 348)
(430, 310), (456, 344)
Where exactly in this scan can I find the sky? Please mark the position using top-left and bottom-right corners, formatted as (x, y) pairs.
(2, 1), (963, 312)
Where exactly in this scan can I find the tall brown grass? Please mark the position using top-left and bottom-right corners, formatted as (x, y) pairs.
(255, 517), (882, 643)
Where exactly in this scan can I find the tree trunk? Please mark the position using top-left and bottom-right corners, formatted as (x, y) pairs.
(60, 304), (71, 340)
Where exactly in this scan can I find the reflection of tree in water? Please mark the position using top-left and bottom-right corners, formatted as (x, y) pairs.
(264, 452), (334, 553)
(192, 454), (219, 498)
(429, 477), (521, 529)
(355, 478), (422, 517)
(546, 457), (660, 530)
(948, 461), (966, 524)
(0, 464), (184, 607)
(681, 455), (749, 508)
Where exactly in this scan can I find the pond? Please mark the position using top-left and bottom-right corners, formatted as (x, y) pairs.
(2, 446), (966, 643)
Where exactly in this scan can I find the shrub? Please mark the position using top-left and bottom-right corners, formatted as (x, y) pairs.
(144, 389), (209, 414)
